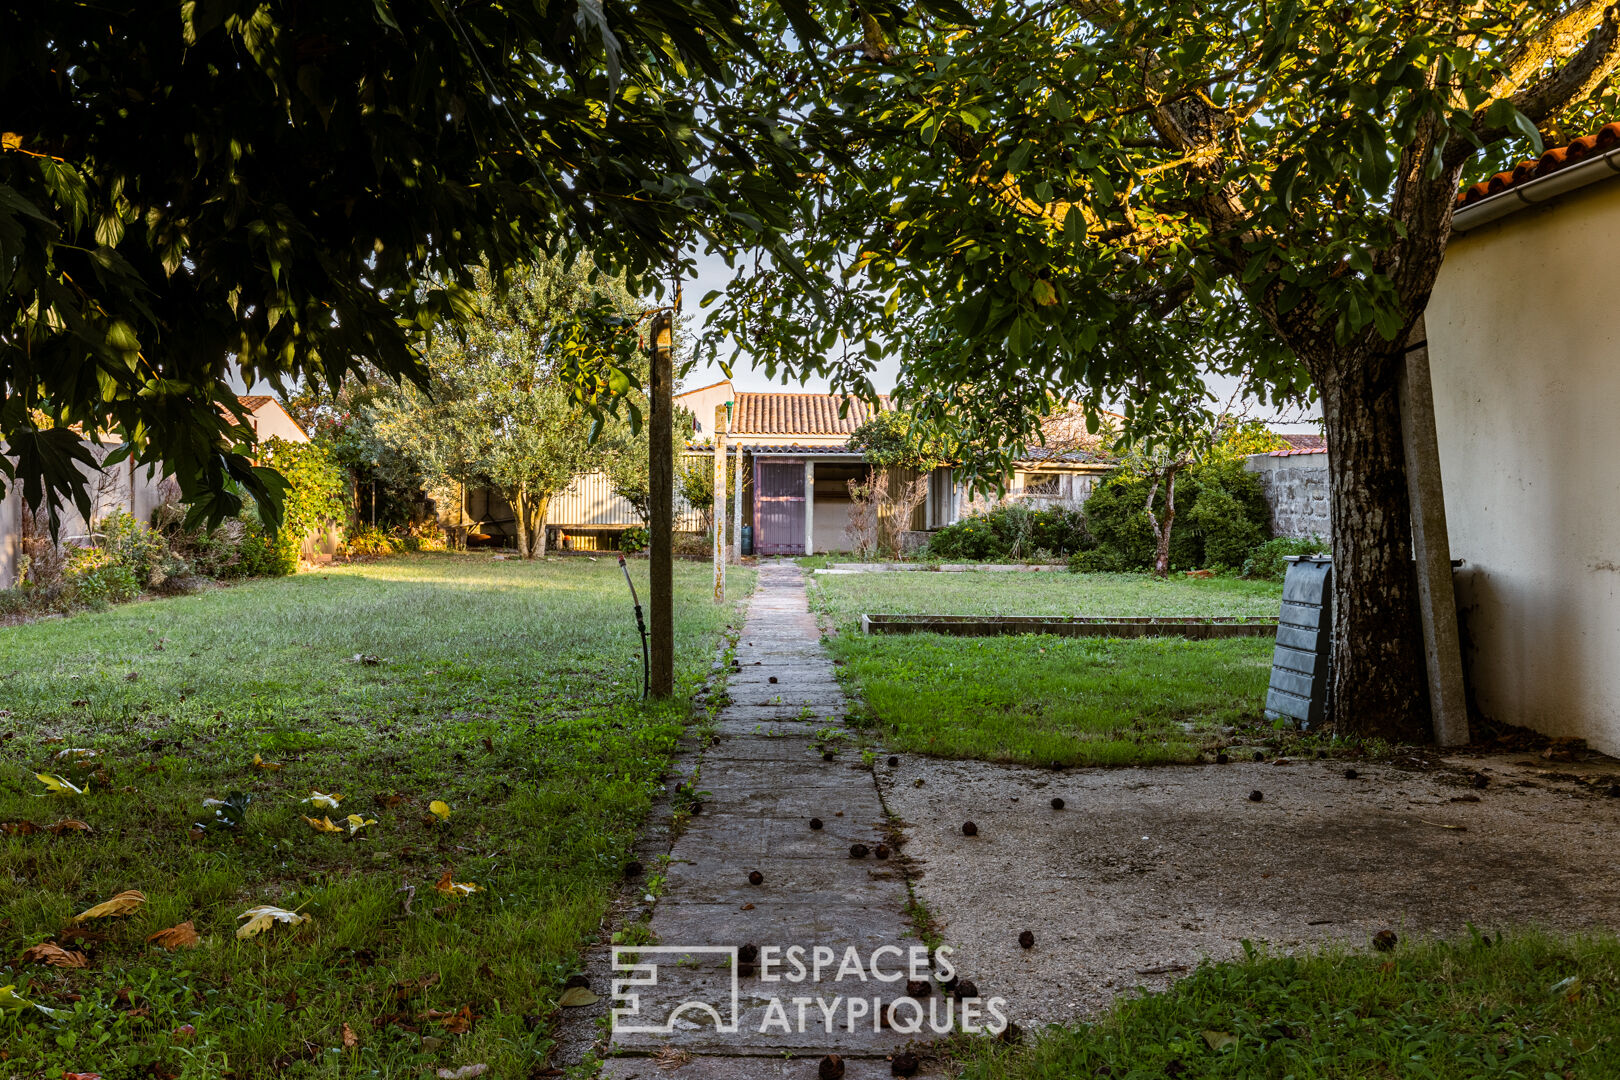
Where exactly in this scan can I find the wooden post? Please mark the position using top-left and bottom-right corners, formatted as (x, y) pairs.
(647, 312), (675, 697)
(732, 431), (743, 563)
(713, 405), (728, 601)
(1400, 314), (1469, 747)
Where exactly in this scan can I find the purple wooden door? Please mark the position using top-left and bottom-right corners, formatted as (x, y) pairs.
(754, 459), (805, 555)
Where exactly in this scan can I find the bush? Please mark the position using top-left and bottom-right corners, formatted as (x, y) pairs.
(1242, 535), (1329, 580)
(64, 548), (140, 608)
(1083, 461), (1270, 572)
(345, 526), (405, 558)
(401, 519), (448, 552)
(620, 525), (649, 553)
(234, 517), (300, 577)
(926, 504), (1089, 562)
(99, 510), (166, 587)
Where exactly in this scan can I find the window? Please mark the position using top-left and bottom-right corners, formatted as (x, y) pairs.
(1022, 473), (1061, 497)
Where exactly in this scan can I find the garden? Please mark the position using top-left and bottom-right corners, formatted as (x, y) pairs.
(0, 555), (749, 1079)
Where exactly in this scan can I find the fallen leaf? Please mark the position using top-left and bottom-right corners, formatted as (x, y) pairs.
(345, 814), (377, 836)
(236, 905), (310, 939)
(428, 800), (451, 821)
(72, 889), (146, 922)
(341, 1022), (359, 1049)
(54, 748), (97, 762)
(62, 1073), (102, 1080)
(302, 791), (344, 810)
(253, 752), (283, 772)
(436, 1066), (488, 1080)
(558, 986), (599, 1007)
(19, 943), (88, 968)
(437, 1004), (474, 1033)
(433, 870), (482, 897)
(48, 820), (93, 835)
(1202, 1030), (1237, 1050)
(35, 773), (84, 797)
(147, 922), (200, 950)
(0, 984), (54, 1017)
(374, 793), (405, 809)
(0, 821), (39, 836)
(305, 815), (343, 834)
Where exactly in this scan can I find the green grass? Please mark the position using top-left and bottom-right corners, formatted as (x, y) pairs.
(957, 931), (1620, 1079)
(0, 553), (751, 1079)
(809, 571), (1283, 766)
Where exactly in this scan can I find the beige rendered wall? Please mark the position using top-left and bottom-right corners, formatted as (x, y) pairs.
(1425, 177), (1620, 757)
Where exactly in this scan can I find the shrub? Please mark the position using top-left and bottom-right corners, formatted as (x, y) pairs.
(99, 510), (166, 587)
(926, 504), (1090, 562)
(620, 525), (649, 553)
(64, 548), (140, 608)
(1242, 535), (1329, 580)
(401, 519), (448, 552)
(234, 517), (299, 577)
(1083, 461), (1270, 572)
(345, 526), (405, 558)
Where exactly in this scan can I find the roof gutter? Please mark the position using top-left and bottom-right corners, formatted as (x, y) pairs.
(1453, 143), (1620, 233)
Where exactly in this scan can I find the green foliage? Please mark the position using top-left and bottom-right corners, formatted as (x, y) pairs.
(677, 455), (716, 518)
(231, 517), (298, 579)
(257, 438), (348, 544)
(926, 504), (1089, 562)
(621, 526), (650, 553)
(1243, 535), (1331, 581)
(346, 526), (406, 558)
(97, 510), (165, 588)
(848, 410), (950, 470)
(1067, 549), (1124, 574)
(2, 0), (904, 525)
(1084, 463), (1270, 572)
(368, 260), (641, 558)
(63, 548), (139, 609)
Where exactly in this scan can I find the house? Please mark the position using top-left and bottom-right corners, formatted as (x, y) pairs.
(0, 396), (309, 587)
(1419, 121), (1620, 756)
(705, 385), (1112, 555)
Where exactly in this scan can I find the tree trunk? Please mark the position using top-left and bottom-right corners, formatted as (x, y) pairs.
(1145, 465), (1178, 578)
(533, 494), (549, 557)
(1320, 346), (1431, 742)
(511, 484), (531, 559)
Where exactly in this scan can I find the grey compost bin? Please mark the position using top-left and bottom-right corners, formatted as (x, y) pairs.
(1266, 555), (1333, 728)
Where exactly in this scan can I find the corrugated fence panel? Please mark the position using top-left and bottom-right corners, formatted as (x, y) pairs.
(546, 457), (712, 532)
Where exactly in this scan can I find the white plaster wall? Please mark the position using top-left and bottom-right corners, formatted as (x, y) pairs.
(1425, 177), (1620, 757)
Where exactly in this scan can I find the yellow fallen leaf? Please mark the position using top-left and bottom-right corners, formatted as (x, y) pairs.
(253, 752), (282, 772)
(236, 905), (309, 939)
(301, 791), (344, 809)
(345, 814), (376, 836)
(428, 800), (451, 821)
(304, 815), (343, 834)
(20, 943), (88, 968)
(72, 888), (146, 922)
(433, 870), (482, 897)
(147, 921), (201, 950)
(35, 773), (84, 796)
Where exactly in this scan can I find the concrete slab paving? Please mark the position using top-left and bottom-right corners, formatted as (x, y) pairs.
(599, 562), (940, 1073)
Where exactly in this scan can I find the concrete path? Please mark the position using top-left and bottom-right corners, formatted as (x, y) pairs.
(604, 563), (937, 1079)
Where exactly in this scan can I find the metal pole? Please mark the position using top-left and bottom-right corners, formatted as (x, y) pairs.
(713, 404), (727, 601)
(647, 311), (676, 697)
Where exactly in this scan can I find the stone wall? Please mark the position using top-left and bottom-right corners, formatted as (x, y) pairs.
(1243, 451), (1331, 540)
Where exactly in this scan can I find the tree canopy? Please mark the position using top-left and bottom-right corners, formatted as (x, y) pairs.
(1, 0), (967, 524)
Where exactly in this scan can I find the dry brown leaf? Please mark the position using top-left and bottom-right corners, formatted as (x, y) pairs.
(72, 889), (147, 923)
(373, 793), (405, 809)
(439, 1004), (474, 1034)
(341, 1022), (359, 1049)
(48, 820), (93, 835)
(0, 820), (39, 836)
(20, 942), (88, 968)
(147, 922), (200, 950)
(654, 1046), (694, 1071)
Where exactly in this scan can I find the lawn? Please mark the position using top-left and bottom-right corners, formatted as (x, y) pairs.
(959, 931), (1620, 1079)
(808, 571), (1283, 766)
(0, 553), (751, 1079)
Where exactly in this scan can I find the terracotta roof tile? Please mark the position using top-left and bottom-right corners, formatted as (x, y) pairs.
(730, 393), (888, 436)
(1267, 447), (1328, 457)
(237, 395), (274, 411)
(1457, 122), (1620, 207)
(1279, 433), (1325, 450)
